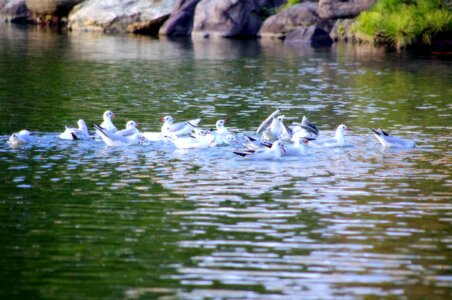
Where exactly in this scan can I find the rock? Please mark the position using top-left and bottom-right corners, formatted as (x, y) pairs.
(26, 0), (84, 17)
(68, 0), (177, 34)
(159, 0), (200, 36)
(318, 0), (377, 19)
(192, 0), (284, 38)
(258, 3), (321, 39)
(330, 19), (356, 42)
(128, 14), (169, 35)
(0, 0), (28, 22)
(285, 25), (333, 47)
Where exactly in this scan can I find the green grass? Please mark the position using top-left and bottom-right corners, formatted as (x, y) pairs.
(353, 0), (452, 50)
(278, 0), (301, 12)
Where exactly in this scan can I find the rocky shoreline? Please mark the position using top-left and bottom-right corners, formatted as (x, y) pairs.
(0, 0), (450, 51)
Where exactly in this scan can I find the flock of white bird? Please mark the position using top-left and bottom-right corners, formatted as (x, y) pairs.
(7, 109), (416, 160)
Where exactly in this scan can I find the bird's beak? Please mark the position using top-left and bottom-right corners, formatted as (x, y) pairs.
(224, 117), (229, 123)
(112, 113), (117, 118)
(159, 117), (164, 123)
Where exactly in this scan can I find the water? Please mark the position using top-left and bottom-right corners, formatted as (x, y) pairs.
(0, 24), (451, 299)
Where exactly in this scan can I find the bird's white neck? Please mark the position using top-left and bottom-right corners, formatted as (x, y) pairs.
(335, 129), (345, 142)
(161, 124), (170, 133)
(216, 126), (227, 134)
(103, 117), (113, 125)
(79, 123), (88, 131)
(271, 118), (284, 131)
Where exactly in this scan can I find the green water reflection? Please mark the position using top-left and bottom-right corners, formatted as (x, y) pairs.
(0, 24), (451, 299)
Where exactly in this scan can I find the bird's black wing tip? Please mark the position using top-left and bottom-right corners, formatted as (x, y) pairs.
(301, 125), (318, 135)
(244, 134), (257, 142)
(93, 123), (107, 135)
(71, 133), (79, 140)
(369, 128), (380, 135)
(233, 151), (248, 157)
(284, 123), (293, 135)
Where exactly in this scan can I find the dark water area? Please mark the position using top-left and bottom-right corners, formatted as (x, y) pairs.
(0, 24), (451, 299)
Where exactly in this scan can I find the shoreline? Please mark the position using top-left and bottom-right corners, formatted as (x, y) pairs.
(1, 0), (450, 54)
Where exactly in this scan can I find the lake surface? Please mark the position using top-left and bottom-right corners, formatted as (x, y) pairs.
(0, 24), (451, 299)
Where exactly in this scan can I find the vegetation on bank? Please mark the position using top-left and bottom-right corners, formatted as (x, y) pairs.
(353, 0), (452, 50)
(278, 0), (301, 12)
